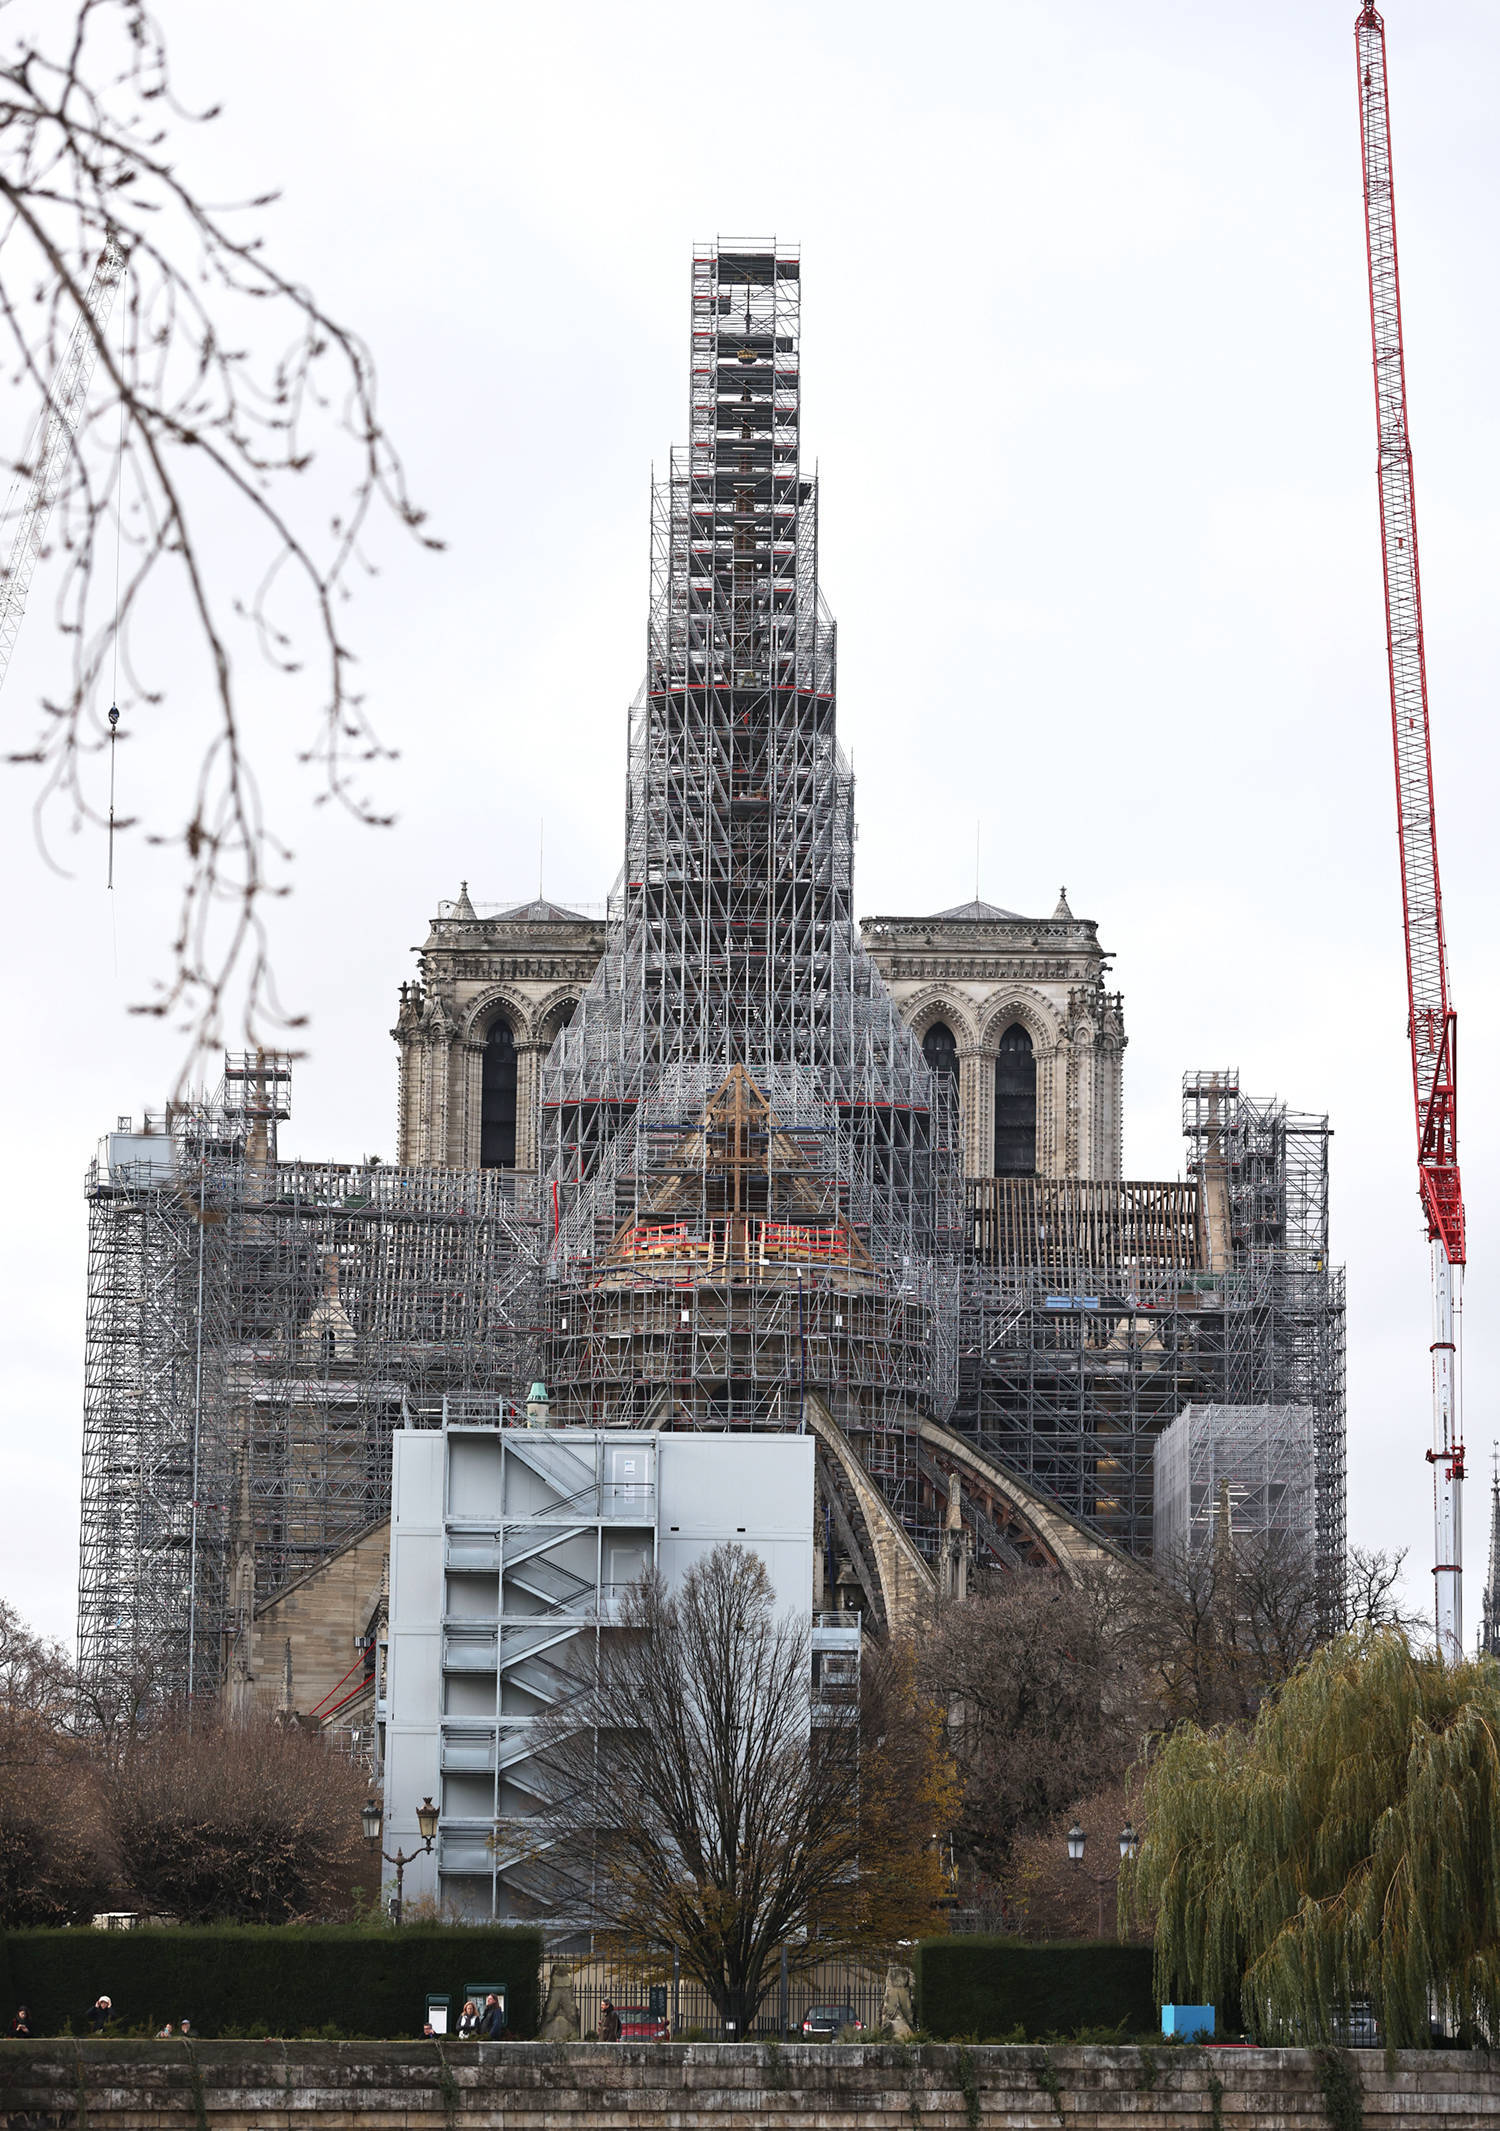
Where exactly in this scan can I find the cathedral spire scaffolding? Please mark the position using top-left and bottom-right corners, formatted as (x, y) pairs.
(539, 241), (959, 1524)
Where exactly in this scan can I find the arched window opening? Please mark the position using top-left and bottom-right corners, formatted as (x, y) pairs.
(481, 1016), (518, 1169)
(994, 1022), (1036, 1177)
(922, 1021), (958, 1080)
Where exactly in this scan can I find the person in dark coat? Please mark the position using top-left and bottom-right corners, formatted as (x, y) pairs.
(89, 1997), (112, 2033)
(599, 2000), (621, 2041)
(480, 1994), (504, 2039)
(9, 2009), (32, 2038)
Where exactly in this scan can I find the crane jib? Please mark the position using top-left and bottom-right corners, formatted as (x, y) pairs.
(1357, 11), (1465, 1266)
(1357, 1), (1468, 1669)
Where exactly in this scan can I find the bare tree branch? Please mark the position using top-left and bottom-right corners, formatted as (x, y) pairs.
(0, 0), (437, 1063)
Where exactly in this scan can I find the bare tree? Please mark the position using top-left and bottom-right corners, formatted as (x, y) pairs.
(1345, 1545), (1423, 1632)
(922, 1566), (1145, 1888)
(0, 0), (435, 1055)
(0, 1596), (75, 1731)
(1136, 1532), (1323, 1729)
(108, 1714), (368, 1921)
(72, 1643), (175, 1765)
(0, 1599), (113, 1923)
(996, 1776), (1154, 1944)
(523, 1545), (954, 2036)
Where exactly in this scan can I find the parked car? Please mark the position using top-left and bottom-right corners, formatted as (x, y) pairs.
(616, 2005), (670, 2040)
(1336, 2000), (1380, 2047)
(800, 2003), (863, 2039)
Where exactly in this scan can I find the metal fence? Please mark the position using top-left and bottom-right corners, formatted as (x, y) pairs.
(565, 1952), (890, 2040)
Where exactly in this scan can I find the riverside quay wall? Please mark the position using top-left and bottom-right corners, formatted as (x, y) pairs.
(3, 2040), (1500, 2129)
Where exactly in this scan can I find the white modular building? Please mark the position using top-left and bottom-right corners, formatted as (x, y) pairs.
(382, 1422), (816, 1921)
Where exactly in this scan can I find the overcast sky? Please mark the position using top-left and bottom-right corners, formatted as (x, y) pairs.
(3, 0), (1498, 1648)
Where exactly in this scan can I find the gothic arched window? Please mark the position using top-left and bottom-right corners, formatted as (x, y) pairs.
(994, 1022), (1037, 1177)
(923, 1021), (958, 1080)
(481, 1015), (518, 1169)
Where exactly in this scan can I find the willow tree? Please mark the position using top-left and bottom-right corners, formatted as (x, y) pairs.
(1129, 1628), (1500, 2045)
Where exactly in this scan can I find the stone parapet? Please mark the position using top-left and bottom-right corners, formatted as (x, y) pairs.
(2, 2039), (1497, 2130)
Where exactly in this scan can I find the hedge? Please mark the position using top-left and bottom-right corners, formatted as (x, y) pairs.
(914, 1936), (1156, 2040)
(0, 1924), (542, 2040)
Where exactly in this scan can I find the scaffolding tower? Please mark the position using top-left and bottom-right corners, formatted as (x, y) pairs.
(538, 241), (959, 1538)
(78, 1057), (536, 1696)
(953, 1072), (1346, 1615)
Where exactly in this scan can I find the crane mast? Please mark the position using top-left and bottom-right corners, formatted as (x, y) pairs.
(1356, 5), (1466, 1661)
(0, 234), (124, 694)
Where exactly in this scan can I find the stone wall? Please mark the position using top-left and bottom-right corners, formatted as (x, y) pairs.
(239, 1520), (387, 1723)
(3, 2040), (1496, 2129)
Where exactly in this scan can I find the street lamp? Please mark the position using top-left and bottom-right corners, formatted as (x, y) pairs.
(364, 1796), (438, 1924)
(1065, 1820), (1139, 1937)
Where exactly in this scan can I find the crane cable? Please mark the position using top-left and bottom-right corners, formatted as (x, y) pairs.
(107, 251), (125, 909)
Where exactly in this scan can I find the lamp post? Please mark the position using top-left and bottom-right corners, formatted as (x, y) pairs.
(1065, 1819), (1139, 1939)
(364, 1796), (438, 1924)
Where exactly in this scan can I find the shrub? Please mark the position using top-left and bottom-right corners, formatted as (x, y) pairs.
(3, 1923), (542, 2039)
(914, 1936), (1155, 2040)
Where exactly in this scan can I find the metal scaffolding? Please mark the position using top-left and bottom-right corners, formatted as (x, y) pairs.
(1153, 1402), (1316, 1559)
(954, 1072), (1346, 1614)
(78, 1056), (537, 1697)
(75, 248), (1350, 1690)
(537, 240), (959, 1539)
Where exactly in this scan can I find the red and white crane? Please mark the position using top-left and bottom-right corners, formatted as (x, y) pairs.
(1356, 5), (1467, 1661)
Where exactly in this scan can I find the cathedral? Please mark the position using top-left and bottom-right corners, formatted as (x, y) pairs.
(394, 889), (1125, 1187)
(77, 242), (1345, 1729)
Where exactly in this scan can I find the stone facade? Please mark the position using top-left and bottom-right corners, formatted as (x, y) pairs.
(393, 890), (606, 1171)
(395, 888), (1124, 1185)
(860, 893), (1125, 1181)
(232, 1517), (388, 1731)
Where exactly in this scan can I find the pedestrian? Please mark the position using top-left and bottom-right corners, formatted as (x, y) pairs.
(178, 2020), (192, 2038)
(421, 2022), (436, 2039)
(599, 1999), (621, 2042)
(89, 1996), (112, 2033)
(456, 1999), (479, 2038)
(156, 2023), (174, 2039)
(480, 1993), (504, 2039)
(9, 2008), (32, 2038)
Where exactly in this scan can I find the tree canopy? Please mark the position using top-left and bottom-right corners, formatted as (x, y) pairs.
(1130, 1627), (1500, 2045)
(0, 1599), (370, 1927)
(921, 1565), (1144, 1880)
